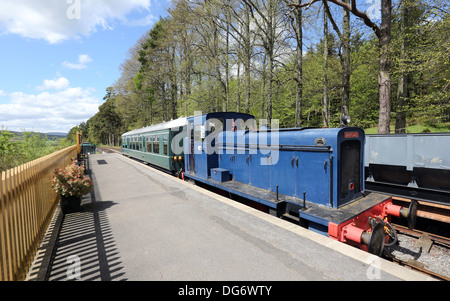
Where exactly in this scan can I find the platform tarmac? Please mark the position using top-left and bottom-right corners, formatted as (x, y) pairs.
(26, 153), (434, 282)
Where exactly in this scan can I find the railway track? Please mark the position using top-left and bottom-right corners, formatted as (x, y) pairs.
(384, 227), (450, 281)
(384, 197), (450, 280)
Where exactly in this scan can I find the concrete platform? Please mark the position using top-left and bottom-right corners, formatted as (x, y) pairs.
(26, 153), (434, 281)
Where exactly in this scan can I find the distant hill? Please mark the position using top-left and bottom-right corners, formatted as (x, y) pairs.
(45, 132), (68, 137)
(7, 130), (67, 141)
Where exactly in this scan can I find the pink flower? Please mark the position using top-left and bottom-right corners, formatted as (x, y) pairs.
(51, 161), (93, 197)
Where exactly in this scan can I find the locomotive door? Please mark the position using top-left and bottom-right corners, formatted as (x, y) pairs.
(297, 152), (331, 207)
(339, 139), (361, 207)
(271, 150), (297, 198)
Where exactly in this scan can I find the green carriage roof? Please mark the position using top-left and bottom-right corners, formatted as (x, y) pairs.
(122, 116), (188, 137)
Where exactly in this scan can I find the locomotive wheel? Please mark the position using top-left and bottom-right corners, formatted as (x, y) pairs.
(407, 200), (418, 230)
(367, 223), (385, 256)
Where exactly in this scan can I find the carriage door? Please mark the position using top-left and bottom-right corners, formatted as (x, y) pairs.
(339, 140), (361, 206)
(188, 121), (195, 173)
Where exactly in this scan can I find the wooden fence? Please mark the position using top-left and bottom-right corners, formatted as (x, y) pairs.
(0, 145), (78, 281)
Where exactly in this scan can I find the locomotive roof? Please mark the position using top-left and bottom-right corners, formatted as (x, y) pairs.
(122, 116), (187, 137)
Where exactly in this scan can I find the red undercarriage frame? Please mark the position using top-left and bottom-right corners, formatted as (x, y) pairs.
(328, 197), (411, 253)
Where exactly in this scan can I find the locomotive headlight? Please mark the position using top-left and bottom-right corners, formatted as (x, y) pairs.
(173, 156), (177, 161)
(342, 115), (351, 126)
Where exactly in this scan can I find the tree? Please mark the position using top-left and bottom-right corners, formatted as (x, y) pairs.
(81, 0), (448, 140)
(391, 0), (449, 129)
(86, 88), (123, 146)
(287, 0), (305, 127)
(0, 128), (18, 171)
(290, 0), (393, 133)
(244, 0), (291, 120)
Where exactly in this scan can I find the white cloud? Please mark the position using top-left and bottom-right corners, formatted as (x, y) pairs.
(62, 54), (93, 70)
(38, 77), (70, 90)
(123, 14), (157, 27)
(0, 0), (153, 44)
(0, 78), (100, 133)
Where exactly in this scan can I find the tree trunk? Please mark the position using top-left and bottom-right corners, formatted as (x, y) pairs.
(341, 0), (350, 125)
(266, 1), (274, 121)
(323, 6), (329, 127)
(261, 53), (267, 119)
(244, 3), (251, 114)
(378, 0), (392, 134)
(170, 45), (178, 120)
(295, 0), (303, 127)
(224, 0), (231, 112)
(395, 0), (409, 133)
(237, 53), (242, 112)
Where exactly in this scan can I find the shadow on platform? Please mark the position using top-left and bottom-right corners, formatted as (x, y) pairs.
(27, 178), (128, 281)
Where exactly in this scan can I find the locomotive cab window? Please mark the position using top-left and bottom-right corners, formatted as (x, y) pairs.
(207, 119), (223, 135)
(234, 118), (256, 131)
(194, 124), (205, 142)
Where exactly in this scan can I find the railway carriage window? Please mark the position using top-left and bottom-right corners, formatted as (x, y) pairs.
(148, 136), (152, 153)
(163, 134), (168, 155)
(152, 136), (156, 153)
(154, 137), (160, 154)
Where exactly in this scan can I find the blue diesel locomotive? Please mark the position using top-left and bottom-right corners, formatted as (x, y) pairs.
(122, 112), (417, 256)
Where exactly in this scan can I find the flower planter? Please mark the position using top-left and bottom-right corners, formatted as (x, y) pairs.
(60, 195), (82, 214)
(52, 161), (93, 215)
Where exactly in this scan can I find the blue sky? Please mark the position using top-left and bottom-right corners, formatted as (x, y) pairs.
(0, 0), (170, 133)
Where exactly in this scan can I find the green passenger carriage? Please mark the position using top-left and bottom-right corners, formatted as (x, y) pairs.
(121, 117), (187, 176)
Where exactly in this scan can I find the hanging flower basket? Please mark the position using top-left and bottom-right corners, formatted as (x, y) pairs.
(52, 161), (93, 214)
